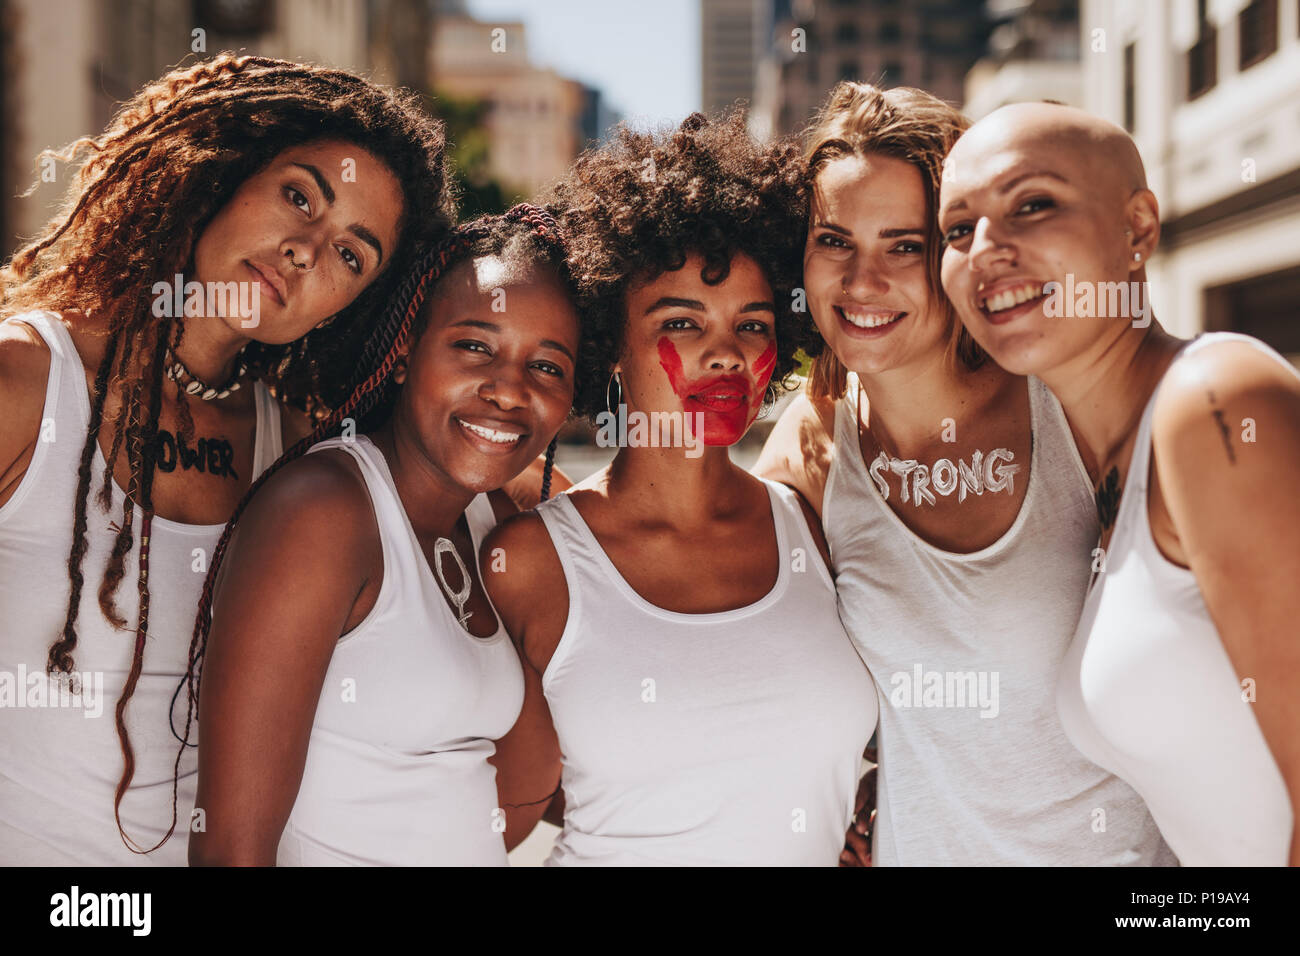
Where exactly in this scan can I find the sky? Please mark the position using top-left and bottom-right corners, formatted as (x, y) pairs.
(465, 0), (701, 129)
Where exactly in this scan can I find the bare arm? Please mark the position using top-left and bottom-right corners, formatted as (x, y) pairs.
(1153, 341), (1300, 866)
(0, 321), (53, 510)
(481, 510), (569, 850)
(753, 389), (838, 519)
(189, 453), (376, 865)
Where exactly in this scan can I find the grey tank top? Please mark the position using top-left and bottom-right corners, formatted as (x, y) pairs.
(823, 373), (1176, 866)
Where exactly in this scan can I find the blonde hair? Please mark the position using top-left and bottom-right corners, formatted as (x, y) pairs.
(802, 82), (985, 401)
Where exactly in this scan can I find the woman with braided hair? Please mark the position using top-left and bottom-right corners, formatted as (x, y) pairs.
(0, 53), (456, 864)
(187, 205), (589, 866)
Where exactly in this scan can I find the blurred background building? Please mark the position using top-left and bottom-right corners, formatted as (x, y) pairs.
(963, 0), (1081, 118)
(748, 0), (990, 138)
(0, 0), (619, 250)
(1083, 0), (1300, 361)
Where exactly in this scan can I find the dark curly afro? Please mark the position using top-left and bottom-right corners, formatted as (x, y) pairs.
(545, 110), (814, 423)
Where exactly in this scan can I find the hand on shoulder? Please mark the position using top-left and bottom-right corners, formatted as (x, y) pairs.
(753, 388), (839, 517)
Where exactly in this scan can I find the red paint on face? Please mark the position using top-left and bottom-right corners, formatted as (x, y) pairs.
(751, 341), (777, 408)
(656, 337), (775, 446)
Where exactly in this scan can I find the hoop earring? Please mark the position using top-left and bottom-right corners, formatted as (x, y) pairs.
(605, 371), (622, 416)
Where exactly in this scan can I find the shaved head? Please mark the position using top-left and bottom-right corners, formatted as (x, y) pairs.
(937, 101), (1161, 379)
(947, 102), (1148, 204)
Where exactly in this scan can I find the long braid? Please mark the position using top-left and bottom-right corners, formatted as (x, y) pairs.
(95, 329), (140, 513)
(164, 206), (569, 846)
(97, 375), (144, 630)
(48, 327), (121, 676)
(540, 437), (558, 503)
(113, 322), (168, 853)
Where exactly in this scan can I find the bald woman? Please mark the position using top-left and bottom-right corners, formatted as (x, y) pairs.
(939, 102), (1299, 866)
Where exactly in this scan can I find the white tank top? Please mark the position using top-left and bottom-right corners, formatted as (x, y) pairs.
(1057, 332), (1295, 866)
(276, 434), (524, 866)
(0, 310), (283, 865)
(825, 373), (1176, 865)
(535, 478), (877, 866)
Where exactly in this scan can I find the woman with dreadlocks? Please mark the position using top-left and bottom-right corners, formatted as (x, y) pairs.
(0, 54), (455, 864)
(483, 114), (877, 866)
(186, 206), (591, 866)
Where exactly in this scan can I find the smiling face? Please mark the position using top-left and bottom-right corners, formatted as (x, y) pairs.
(618, 251), (778, 447)
(804, 153), (950, 376)
(192, 139), (404, 344)
(393, 254), (580, 493)
(938, 104), (1155, 376)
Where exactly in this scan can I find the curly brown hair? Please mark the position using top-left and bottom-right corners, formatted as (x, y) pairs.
(544, 111), (812, 422)
(802, 82), (984, 401)
(0, 53), (455, 853)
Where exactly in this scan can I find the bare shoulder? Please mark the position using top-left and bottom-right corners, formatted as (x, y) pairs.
(482, 507), (561, 582)
(786, 480), (833, 571)
(754, 389), (840, 516)
(1154, 337), (1300, 447)
(234, 447), (377, 569)
(1159, 337), (1299, 408)
(0, 317), (53, 409)
(0, 319), (56, 483)
(480, 505), (568, 670)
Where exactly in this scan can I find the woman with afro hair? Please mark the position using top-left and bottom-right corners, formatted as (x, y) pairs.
(483, 112), (877, 866)
(0, 54), (455, 864)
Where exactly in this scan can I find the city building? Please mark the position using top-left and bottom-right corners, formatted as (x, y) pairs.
(751, 0), (990, 139)
(701, 0), (764, 114)
(429, 14), (590, 197)
(1083, 0), (1300, 359)
(1, 0), (377, 255)
(963, 0), (1081, 119)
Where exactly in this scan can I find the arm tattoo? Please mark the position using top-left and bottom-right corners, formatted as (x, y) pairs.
(1095, 466), (1121, 530)
(1208, 390), (1237, 465)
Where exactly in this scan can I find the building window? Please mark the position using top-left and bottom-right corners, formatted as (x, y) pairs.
(1238, 0), (1279, 69)
(835, 22), (859, 44)
(839, 60), (858, 83)
(880, 21), (901, 44)
(1123, 42), (1136, 132)
(882, 61), (902, 86)
(1186, 0), (1217, 100)
(1204, 265), (1300, 359)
